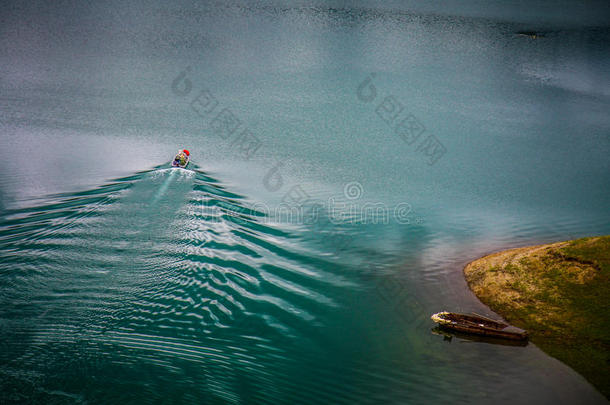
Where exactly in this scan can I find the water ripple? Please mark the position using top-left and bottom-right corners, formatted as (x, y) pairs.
(0, 167), (355, 403)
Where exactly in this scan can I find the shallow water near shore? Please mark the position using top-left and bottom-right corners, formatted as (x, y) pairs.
(1, 1), (610, 403)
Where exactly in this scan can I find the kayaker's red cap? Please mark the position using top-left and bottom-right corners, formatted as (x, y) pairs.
(183, 149), (190, 156)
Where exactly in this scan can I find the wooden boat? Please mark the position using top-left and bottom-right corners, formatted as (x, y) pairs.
(431, 311), (528, 341)
(431, 326), (528, 347)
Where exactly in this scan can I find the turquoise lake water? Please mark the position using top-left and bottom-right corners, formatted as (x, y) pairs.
(1, 1), (609, 403)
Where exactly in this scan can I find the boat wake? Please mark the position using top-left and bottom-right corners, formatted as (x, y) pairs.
(0, 166), (378, 403)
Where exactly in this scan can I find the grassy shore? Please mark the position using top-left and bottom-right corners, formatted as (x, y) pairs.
(464, 236), (610, 399)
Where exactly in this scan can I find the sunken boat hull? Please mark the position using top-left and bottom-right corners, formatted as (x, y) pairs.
(431, 311), (528, 341)
(431, 326), (528, 347)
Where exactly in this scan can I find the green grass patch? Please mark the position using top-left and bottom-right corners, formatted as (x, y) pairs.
(464, 236), (610, 399)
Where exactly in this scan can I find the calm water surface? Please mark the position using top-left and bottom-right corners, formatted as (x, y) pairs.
(1, 1), (609, 403)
